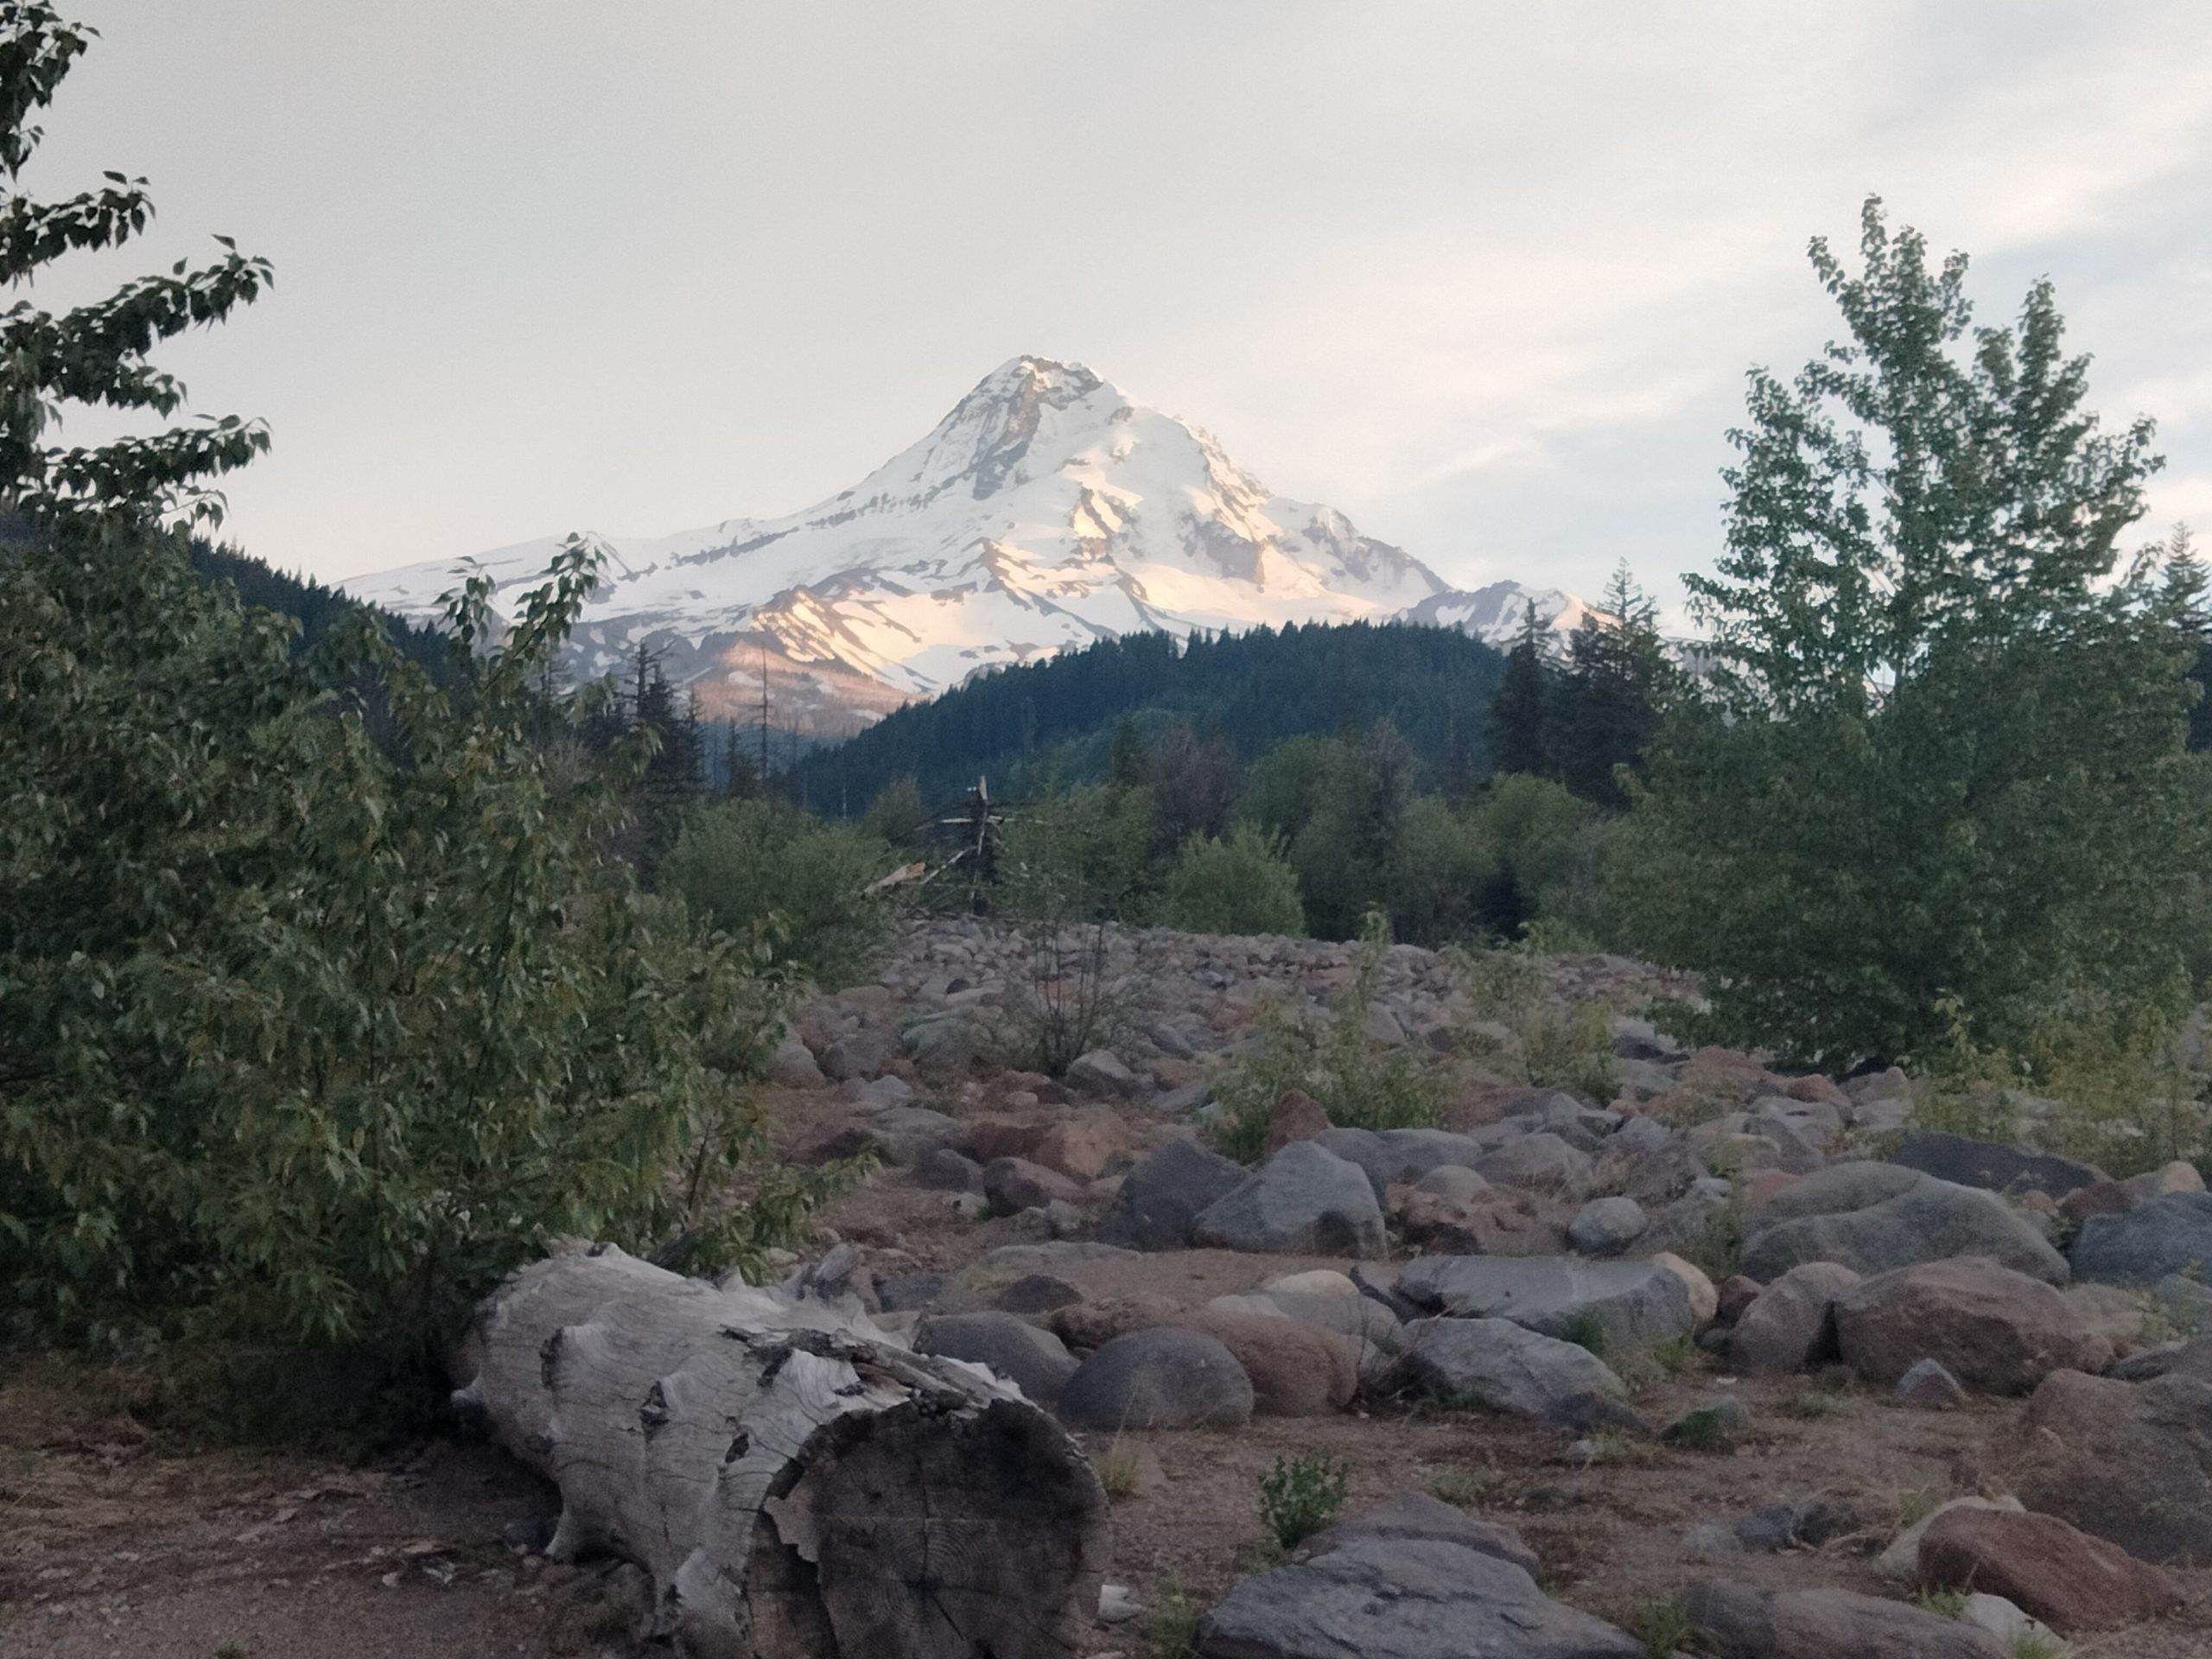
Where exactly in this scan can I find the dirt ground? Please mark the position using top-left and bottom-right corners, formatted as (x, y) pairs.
(8, 1157), (2212, 1658)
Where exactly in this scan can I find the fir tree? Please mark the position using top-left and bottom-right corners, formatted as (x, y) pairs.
(1486, 606), (1554, 777)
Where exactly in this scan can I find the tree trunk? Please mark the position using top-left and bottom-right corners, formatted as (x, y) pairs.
(453, 1244), (1110, 1659)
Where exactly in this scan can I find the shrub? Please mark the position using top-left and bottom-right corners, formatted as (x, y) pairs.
(1625, 1594), (1692, 1658)
(659, 798), (893, 987)
(0, 16), (834, 1354)
(1259, 1452), (1349, 1550)
(1161, 824), (1306, 938)
(1212, 913), (1447, 1161)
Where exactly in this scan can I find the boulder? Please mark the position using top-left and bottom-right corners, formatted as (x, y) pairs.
(1475, 1131), (1592, 1192)
(1173, 1308), (1357, 1416)
(1739, 1163), (2067, 1284)
(1065, 1048), (1139, 1096)
(900, 1013), (982, 1074)
(765, 1034), (827, 1090)
(1887, 1128), (2104, 1198)
(1262, 1089), (1332, 1157)
(1198, 1535), (1643, 1659)
(1649, 1251), (1719, 1325)
(1730, 1262), (1860, 1376)
(1918, 1504), (2180, 1633)
(1192, 1141), (1389, 1259)
(993, 1272), (1085, 1314)
(1874, 1496), (2024, 1581)
(1057, 1327), (1254, 1430)
(1391, 1317), (1634, 1427)
(1395, 1255), (1696, 1346)
(2072, 1191), (2212, 1285)
(1095, 1137), (1246, 1251)
(1567, 1195), (1648, 1255)
(1031, 1109), (1131, 1180)
(913, 1311), (1080, 1407)
(819, 1029), (899, 1081)
(1893, 1357), (1967, 1409)
(1291, 1491), (1538, 1578)
(2008, 1367), (2212, 1564)
(1682, 1580), (2005, 1659)
(982, 1155), (1086, 1216)
(1316, 1127), (1494, 1200)
(1049, 1293), (1181, 1352)
(1834, 1255), (2112, 1394)
(1395, 1184), (1570, 1257)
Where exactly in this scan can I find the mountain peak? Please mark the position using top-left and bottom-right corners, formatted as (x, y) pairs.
(343, 358), (1584, 734)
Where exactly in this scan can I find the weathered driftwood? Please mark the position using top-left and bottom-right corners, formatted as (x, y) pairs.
(454, 1244), (1109, 1659)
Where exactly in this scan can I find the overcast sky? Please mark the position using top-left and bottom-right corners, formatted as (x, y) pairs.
(39, 2), (2212, 615)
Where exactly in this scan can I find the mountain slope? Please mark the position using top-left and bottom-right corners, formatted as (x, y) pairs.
(345, 357), (1582, 732)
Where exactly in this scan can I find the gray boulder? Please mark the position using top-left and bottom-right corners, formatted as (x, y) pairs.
(765, 1035), (827, 1090)
(1395, 1255), (1696, 1346)
(1739, 1162), (2067, 1284)
(1095, 1137), (1245, 1251)
(1391, 1317), (1635, 1427)
(1683, 1580), (2005, 1658)
(1567, 1196), (1648, 1255)
(2072, 1191), (2212, 1285)
(1888, 1128), (2104, 1198)
(1292, 1491), (1537, 1577)
(982, 1155), (1085, 1216)
(1065, 1047), (1139, 1095)
(1475, 1131), (1593, 1192)
(1199, 1535), (1643, 1659)
(913, 1311), (1079, 1407)
(1314, 1126), (1492, 1200)
(900, 1013), (983, 1074)
(1192, 1141), (1389, 1259)
(819, 1029), (898, 1081)
(1057, 1327), (1254, 1430)
(1730, 1262), (1860, 1376)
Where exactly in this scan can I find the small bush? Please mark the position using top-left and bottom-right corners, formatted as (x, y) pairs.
(1662, 1404), (1738, 1452)
(1676, 1185), (1746, 1282)
(1146, 1579), (1203, 1659)
(1784, 1389), (1850, 1421)
(1625, 1594), (1693, 1657)
(1559, 1307), (1608, 1356)
(1649, 1335), (1700, 1376)
(1418, 1464), (1488, 1509)
(1094, 1435), (1144, 1498)
(1259, 1452), (1350, 1551)
(2008, 1632), (2064, 1659)
(1162, 823), (1306, 938)
(1915, 1587), (1969, 1620)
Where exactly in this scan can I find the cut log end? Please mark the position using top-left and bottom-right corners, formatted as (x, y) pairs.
(459, 1246), (1109, 1659)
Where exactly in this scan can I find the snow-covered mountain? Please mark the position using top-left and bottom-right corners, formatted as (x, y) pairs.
(344, 357), (1586, 734)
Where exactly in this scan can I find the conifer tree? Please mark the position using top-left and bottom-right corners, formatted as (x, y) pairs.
(1553, 562), (1672, 806)
(1486, 605), (1554, 777)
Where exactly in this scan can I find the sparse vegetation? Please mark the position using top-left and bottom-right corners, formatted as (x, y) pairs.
(1259, 1452), (1350, 1551)
(1662, 1403), (1738, 1452)
(1094, 1435), (1145, 1499)
(1783, 1389), (1851, 1421)
(1915, 1586), (1970, 1620)
(1558, 1307), (1610, 1356)
(1625, 1593), (1693, 1657)
(1145, 1579), (1204, 1659)
(1213, 912), (1448, 1160)
(1418, 1463), (1489, 1509)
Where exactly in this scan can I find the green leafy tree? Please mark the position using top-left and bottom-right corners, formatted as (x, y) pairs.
(1161, 824), (1306, 938)
(0, 7), (828, 1351)
(1613, 198), (2202, 1066)
(659, 798), (894, 987)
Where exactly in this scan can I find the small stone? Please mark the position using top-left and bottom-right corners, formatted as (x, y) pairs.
(1065, 1048), (1138, 1096)
(1097, 1584), (1142, 1624)
(1894, 1357), (1967, 1409)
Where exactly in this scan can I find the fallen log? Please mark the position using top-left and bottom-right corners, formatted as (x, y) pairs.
(454, 1244), (1109, 1658)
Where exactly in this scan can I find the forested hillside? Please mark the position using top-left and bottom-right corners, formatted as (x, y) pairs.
(788, 620), (1510, 813)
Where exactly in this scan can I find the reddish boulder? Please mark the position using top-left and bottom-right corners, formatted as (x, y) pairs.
(1262, 1089), (1332, 1158)
(1033, 1109), (1131, 1180)
(1919, 1505), (2180, 1632)
(1173, 1307), (1357, 1416)
(1834, 1255), (2111, 1394)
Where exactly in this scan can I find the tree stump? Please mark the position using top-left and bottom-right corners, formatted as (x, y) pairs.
(454, 1244), (1109, 1658)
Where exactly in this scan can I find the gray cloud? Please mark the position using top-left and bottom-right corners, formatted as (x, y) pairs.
(44, 1), (2212, 610)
